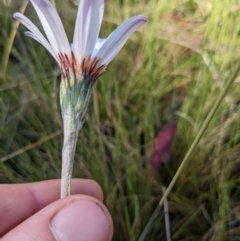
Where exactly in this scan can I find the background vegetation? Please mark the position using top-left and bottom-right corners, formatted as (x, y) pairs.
(1, 0), (240, 240)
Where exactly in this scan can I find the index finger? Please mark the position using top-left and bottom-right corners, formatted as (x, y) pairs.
(0, 179), (103, 236)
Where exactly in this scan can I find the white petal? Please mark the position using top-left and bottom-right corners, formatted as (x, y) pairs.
(73, 0), (104, 63)
(25, 31), (58, 62)
(30, 0), (71, 58)
(92, 38), (106, 57)
(96, 15), (147, 65)
(25, 31), (39, 41)
(13, 12), (58, 62)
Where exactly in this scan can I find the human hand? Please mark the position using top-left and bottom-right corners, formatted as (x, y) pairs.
(0, 179), (113, 241)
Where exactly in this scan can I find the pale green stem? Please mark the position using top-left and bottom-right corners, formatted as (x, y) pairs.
(61, 110), (81, 198)
(59, 75), (92, 198)
(138, 62), (240, 241)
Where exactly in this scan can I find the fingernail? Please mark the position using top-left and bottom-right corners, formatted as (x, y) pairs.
(50, 200), (111, 241)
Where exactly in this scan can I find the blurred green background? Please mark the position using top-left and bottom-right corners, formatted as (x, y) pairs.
(1, 0), (240, 240)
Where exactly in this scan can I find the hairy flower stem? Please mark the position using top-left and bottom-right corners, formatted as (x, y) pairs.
(59, 76), (92, 198)
(61, 111), (80, 198)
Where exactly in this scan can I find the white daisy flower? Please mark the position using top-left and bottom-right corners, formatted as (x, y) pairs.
(14, 0), (146, 84)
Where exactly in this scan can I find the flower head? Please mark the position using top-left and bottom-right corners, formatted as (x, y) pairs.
(13, 0), (146, 85)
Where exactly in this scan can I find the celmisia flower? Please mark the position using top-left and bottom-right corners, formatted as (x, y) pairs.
(14, 0), (146, 86)
(14, 0), (146, 198)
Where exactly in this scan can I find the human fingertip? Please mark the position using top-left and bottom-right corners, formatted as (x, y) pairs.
(71, 179), (104, 202)
(50, 198), (113, 241)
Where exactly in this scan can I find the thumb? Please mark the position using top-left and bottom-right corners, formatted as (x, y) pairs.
(2, 195), (113, 241)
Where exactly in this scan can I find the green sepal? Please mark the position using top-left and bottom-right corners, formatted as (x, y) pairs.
(60, 76), (93, 124)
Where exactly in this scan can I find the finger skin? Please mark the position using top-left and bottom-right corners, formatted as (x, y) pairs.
(0, 179), (103, 236)
(1, 195), (113, 241)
